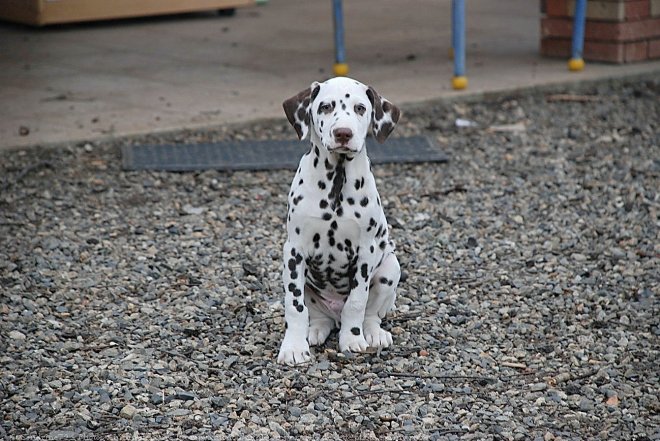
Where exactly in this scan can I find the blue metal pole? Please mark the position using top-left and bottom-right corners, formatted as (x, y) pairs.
(451, 0), (467, 89)
(332, 0), (348, 76)
(569, 0), (586, 71)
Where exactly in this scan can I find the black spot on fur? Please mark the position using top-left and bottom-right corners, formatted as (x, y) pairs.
(370, 245), (374, 253)
(296, 304), (304, 313)
(318, 180), (326, 190)
(361, 263), (369, 281)
(354, 211), (361, 218)
(313, 157), (318, 168)
(295, 227), (300, 235)
(351, 327), (361, 335)
(347, 197), (354, 205)
(327, 158), (346, 212)
(288, 258), (297, 271)
(322, 213), (332, 221)
(337, 207), (344, 217)
(293, 289), (302, 297)
(319, 199), (328, 209)
(379, 277), (389, 285)
(360, 197), (369, 207)
(330, 221), (338, 230)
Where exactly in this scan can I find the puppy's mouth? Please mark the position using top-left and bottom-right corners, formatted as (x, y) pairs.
(329, 144), (356, 154)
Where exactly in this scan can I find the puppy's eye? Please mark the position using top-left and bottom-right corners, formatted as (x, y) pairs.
(354, 104), (367, 116)
(319, 103), (334, 114)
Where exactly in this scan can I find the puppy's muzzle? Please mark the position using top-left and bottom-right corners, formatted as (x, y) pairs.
(333, 127), (353, 145)
(330, 127), (355, 153)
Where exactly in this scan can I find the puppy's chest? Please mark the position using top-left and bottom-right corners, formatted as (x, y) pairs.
(287, 167), (387, 248)
(286, 159), (390, 291)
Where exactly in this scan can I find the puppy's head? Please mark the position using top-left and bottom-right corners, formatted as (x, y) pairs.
(283, 77), (400, 155)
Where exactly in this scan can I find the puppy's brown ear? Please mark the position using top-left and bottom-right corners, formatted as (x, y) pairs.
(366, 86), (400, 143)
(283, 82), (321, 140)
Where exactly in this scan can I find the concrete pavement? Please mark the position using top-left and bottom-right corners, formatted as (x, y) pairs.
(1, 0), (659, 150)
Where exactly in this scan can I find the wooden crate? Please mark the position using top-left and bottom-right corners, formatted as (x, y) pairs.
(0, 0), (254, 26)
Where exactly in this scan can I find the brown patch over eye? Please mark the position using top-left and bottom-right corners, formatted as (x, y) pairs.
(318, 102), (334, 114)
(354, 104), (367, 116)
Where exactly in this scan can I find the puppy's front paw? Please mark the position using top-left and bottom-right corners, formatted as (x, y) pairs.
(277, 338), (312, 365)
(339, 331), (369, 353)
(308, 322), (333, 346)
(364, 325), (393, 348)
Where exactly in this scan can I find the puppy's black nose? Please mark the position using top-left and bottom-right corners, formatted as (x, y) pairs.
(333, 128), (353, 144)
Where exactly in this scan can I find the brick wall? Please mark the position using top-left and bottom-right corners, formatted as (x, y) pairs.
(541, 0), (660, 63)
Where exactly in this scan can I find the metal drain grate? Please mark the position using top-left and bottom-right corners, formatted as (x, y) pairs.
(121, 136), (448, 171)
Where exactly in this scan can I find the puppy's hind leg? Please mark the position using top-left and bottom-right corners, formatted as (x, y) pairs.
(363, 253), (400, 348)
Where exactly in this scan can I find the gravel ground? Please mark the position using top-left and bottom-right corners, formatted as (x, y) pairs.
(1, 77), (659, 441)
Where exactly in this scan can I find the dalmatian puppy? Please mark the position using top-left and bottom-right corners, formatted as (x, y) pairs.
(277, 77), (401, 365)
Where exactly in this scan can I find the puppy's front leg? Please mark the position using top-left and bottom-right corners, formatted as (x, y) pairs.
(277, 242), (312, 365)
(338, 272), (370, 353)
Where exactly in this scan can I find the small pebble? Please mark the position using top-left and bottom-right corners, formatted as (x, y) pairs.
(9, 330), (26, 340)
(119, 404), (137, 420)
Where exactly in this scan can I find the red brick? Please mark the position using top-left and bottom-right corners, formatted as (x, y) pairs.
(540, 37), (572, 57)
(626, 0), (651, 19)
(540, 37), (654, 62)
(541, 17), (574, 38)
(649, 38), (660, 57)
(547, 0), (571, 17)
(541, 16), (660, 41)
(585, 40), (626, 61)
(625, 40), (650, 60)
